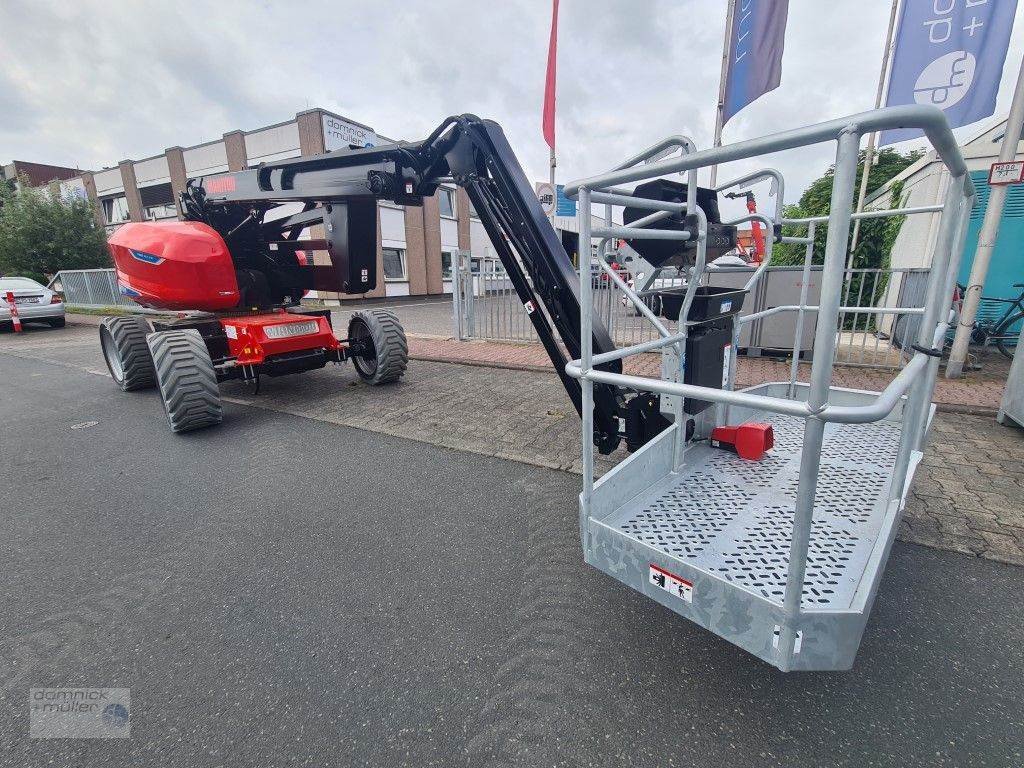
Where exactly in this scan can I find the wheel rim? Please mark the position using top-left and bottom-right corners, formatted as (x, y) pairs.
(350, 318), (378, 377)
(100, 328), (125, 381)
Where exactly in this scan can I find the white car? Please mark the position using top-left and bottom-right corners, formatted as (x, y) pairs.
(0, 276), (65, 329)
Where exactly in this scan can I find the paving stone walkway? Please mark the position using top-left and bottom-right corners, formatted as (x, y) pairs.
(407, 336), (1010, 414)
(905, 415), (1024, 565)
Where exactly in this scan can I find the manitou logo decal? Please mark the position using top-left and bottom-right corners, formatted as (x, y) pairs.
(204, 176), (236, 194)
(129, 249), (164, 265)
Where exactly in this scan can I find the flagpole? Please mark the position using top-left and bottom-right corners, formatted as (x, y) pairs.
(709, 0), (736, 188)
(850, 0), (900, 254)
(549, 147), (556, 225)
(543, 0), (559, 225)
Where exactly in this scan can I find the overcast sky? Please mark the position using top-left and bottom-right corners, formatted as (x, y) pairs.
(4, 0), (1024, 213)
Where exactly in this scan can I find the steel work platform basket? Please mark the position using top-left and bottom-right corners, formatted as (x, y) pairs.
(563, 104), (974, 671)
(584, 382), (933, 671)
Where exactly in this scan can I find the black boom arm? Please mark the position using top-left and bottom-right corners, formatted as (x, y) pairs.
(196, 115), (643, 452)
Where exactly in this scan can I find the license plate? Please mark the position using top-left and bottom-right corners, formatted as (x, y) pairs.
(15, 297), (41, 305)
(263, 320), (319, 339)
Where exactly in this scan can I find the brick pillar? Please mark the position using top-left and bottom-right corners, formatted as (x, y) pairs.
(80, 171), (104, 228)
(165, 147), (187, 218)
(297, 110), (326, 155)
(423, 193), (444, 295)
(118, 160), (143, 222)
(223, 130), (248, 172)
(404, 204), (428, 295)
(456, 188), (472, 251)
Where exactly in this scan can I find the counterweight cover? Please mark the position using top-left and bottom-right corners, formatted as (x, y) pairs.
(108, 221), (240, 311)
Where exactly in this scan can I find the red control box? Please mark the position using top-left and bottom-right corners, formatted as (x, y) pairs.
(710, 422), (774, 461)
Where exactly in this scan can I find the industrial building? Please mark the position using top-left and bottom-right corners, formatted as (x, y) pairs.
(18, 108), (590, 303)
(871, 116), (1024, 304)
(1, 160), (83, 191)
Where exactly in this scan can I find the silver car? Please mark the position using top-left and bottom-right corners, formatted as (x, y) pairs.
(0, 276), (66, 329)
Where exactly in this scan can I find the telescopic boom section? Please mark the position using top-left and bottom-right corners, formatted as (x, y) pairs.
(195, 115), (627, 452)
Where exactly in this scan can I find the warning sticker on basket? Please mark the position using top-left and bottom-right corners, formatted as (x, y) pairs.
(649, 564), (692, 603)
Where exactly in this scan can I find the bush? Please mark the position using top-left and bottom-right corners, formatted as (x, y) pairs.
(0, 175), (110, 282)
(770, 149), (922, 330)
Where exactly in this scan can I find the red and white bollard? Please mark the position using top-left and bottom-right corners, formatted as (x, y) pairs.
(5, 291), (22, 333)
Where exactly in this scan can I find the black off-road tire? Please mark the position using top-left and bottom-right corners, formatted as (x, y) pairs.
(147, 329), (222, 433)
(99, 315), (156, 391)
(348, 309), (408, 384)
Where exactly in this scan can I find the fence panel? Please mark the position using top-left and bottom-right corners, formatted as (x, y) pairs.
(834, 267), (930, 368)
(48, 269), (138, 309)
(452, 255), (683, 348)
(453, 257), (929, 371)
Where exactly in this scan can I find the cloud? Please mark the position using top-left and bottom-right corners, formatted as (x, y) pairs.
(3, 0), (1024, 212)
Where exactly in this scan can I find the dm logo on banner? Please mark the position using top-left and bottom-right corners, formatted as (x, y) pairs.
(882, 0), (1019, 145)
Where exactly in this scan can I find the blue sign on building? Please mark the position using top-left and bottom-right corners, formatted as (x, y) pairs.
(555, 184), (577, 217)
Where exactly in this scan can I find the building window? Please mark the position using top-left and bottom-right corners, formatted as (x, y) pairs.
(140, 182), (177, 220)
(441, 250), (454, 280)
(144, 203), (177, 220)
(101, 195), (130, 225)
(382, 247), (407, 281)
(439, 187), (456, 218)
(468, 199), (479, 219)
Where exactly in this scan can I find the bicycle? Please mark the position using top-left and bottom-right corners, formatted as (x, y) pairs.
(963, 282), (1024, 359)
(890, 282), (1023, 363)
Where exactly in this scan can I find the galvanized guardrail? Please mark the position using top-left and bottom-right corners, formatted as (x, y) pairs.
(48, 268), (137, 309)
(562, 104), (974, 671)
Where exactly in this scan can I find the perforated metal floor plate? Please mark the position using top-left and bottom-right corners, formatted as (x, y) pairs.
(605, 415), (902, 610)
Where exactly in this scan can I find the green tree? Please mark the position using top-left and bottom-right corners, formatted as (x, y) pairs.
(772, 148), (921, 328)
(0, 175), (110, 284)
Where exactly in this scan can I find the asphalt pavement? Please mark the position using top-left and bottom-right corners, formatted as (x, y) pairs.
(1, 338), (1023, 767)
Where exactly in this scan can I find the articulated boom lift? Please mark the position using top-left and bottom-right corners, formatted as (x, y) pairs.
(103, 114), (737, 444)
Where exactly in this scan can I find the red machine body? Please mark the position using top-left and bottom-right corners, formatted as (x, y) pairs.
(220, 311), (340, 365)
(108, 221), (240, 311)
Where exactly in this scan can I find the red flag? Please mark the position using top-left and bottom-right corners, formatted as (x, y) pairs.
(542, 0), (559, 149)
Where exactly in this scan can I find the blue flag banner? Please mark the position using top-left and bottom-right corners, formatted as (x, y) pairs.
(723, 0), (790, 124)
(881, 0), (1019, 145)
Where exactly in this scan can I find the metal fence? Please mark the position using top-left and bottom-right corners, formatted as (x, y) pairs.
(452, 249), (930, 370)
(48, 268), (137, 309)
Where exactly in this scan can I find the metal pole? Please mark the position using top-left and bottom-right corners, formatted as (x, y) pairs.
(451, 251), (463, 340)
(889, 176), (967, 501)
(778, 129), (860, 669)
(788, 221), (816, 397)
(579, 187), (595, 553)
(850, 0), (900, 252)
(948, 53), (1024, 377)
(709, 0), (736, 188)
(549, 145), (557, 226)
